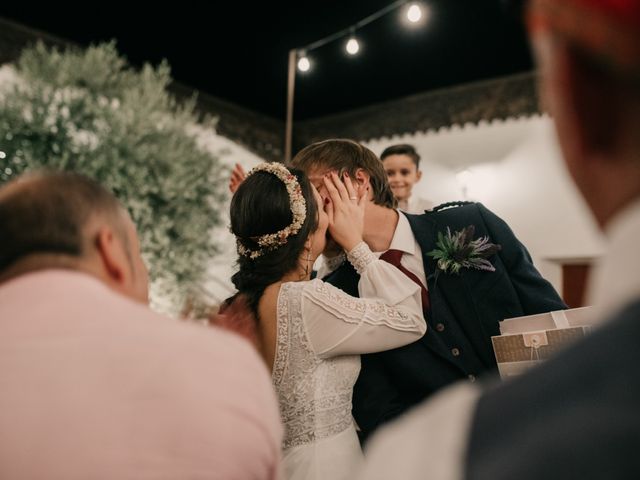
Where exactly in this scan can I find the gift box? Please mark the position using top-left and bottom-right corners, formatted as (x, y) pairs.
(491, 307), (594, 378)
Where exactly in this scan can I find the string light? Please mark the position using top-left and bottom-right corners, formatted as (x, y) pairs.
(293, 0), (428, 71)
(285, 0), (430, 161)
(345, 36), (360, 55)
(297, 53), (311, 72)
(407, 3), (422, 23)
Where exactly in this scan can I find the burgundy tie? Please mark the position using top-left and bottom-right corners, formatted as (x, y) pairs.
(379, 249), (430, 312)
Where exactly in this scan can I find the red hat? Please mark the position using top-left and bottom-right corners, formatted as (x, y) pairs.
(528, 0), (640, 75)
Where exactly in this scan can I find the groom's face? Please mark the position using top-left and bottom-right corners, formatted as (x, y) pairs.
(305, 165), (347, 256)
(306, 165), (336, 203)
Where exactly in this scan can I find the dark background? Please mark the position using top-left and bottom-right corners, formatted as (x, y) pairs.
(0, 0), (530, 120)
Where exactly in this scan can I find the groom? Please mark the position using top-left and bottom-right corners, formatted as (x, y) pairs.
(289, 139), (566, 441)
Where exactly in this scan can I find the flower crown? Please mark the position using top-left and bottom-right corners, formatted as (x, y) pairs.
(236, 162), (307, 260)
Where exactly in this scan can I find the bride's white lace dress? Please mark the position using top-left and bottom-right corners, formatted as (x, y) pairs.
(273, 242), (426, 480)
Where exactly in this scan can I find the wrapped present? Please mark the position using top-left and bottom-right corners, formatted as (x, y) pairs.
(492, 307), (594, 378)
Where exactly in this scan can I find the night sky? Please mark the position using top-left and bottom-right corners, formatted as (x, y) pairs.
(0, 0), (531, 120)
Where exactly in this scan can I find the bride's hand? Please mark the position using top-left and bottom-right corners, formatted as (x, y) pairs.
(323, 171), (367, 252)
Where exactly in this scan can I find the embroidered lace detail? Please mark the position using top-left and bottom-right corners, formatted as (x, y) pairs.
(273, 281), (360, 451)
(304, 280), (416, 330)
(272, 285), (291, 387)
(346, 241), (376, 275)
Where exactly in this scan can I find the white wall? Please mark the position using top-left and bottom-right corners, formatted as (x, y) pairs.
(365, 115), (606, 293)
(186, 124), (264, 304)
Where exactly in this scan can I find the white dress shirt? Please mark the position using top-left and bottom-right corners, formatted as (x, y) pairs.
(316, 211), (427, 288)
(373, 210), (427, 288)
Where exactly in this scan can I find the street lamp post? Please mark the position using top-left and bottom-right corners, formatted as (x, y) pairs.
(285, 49), (296, 163)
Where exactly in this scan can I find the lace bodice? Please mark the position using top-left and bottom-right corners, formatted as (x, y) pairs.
(272, 242), (426, 451)
(274, 281), (360, 450)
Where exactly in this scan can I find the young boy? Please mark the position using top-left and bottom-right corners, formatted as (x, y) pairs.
(380, 144), (433, 213)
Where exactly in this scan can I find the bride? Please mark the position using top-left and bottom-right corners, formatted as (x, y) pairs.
(227, 162), (426, 480)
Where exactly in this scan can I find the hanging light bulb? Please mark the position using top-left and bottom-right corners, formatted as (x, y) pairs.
(345, 36), (360, 55)
(297, 53), (311, 72)
(407, 3), (423, 23)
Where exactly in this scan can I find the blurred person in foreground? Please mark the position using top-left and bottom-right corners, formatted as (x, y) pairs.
(0, 171), (282, 479)
(357, 0), (640, 478)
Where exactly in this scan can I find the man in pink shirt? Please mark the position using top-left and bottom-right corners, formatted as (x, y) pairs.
(0, 171), (282, 479)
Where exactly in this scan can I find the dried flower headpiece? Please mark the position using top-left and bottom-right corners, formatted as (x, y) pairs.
(236, 162), (307, 259)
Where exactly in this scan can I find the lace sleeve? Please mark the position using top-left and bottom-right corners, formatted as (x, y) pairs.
(346, 241), (376, 274)
(301, 278), (426, 359)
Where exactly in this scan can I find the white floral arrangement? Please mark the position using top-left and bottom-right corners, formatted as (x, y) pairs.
(0, 42), (226, 314)
(236, 162), (307, 259)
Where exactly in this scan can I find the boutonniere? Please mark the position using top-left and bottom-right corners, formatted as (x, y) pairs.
(427, 225), (501, 274)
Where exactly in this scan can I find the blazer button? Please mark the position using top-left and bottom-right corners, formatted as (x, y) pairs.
(435, 323), (445, 332)
(451, 347), (460, 357)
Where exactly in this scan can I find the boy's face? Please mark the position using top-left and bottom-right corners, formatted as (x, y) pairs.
(382, 154), (422, 202)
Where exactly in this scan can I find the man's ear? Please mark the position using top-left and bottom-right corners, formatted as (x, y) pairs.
(354, 168), (371, 188)
(353, 168), (373, 200)
(416, 170), (423, 181)
(94, 226), (130, 287)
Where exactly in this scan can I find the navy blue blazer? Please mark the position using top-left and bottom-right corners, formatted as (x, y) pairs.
(324, 202), (566, 439)
(466, 297), (640, 479)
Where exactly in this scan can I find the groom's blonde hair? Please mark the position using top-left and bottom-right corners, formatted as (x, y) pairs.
(289, 139), (397, 209)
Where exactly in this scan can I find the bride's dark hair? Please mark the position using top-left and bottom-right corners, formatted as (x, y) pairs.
(229, 167), (319, 315)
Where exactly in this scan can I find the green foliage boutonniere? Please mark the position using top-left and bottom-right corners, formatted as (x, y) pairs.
(427, 225), (501, 274)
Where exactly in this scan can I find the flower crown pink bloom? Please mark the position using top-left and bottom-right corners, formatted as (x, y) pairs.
(235, 162), (307, 260)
